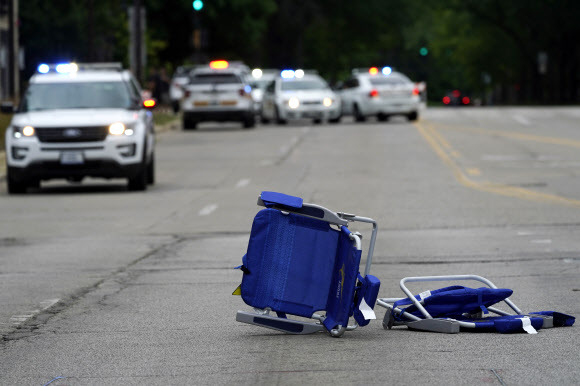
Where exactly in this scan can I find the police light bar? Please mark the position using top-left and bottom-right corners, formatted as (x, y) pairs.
(280, 69), (316, 79)
(37, 62), (123, 74)
(352, 67), (395, 75)
(281, 69), (295, 79)
(209, 60), (229, 69)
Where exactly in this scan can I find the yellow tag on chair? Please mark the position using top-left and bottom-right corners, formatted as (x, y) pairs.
(232, 284), (242, 296)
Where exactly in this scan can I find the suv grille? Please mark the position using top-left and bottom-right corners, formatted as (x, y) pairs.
(35, 126), (109, 143)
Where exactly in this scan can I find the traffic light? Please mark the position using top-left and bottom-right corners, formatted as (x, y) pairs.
(193, 0), (203, 11)
(419, 47), (428, 56)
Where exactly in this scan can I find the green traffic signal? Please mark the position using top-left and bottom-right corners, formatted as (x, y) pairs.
(193, 0), (203, 11)
(419, 47), (428, 56)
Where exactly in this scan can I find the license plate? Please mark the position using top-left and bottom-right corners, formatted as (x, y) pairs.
(60, 151), (84, 165)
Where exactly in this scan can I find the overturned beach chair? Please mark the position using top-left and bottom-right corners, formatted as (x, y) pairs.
(235, 191), (380, 337)
(377, 275), (575, 334)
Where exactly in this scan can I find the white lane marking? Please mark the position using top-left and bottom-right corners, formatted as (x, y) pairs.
(235, 178), (250, 188)
(517, 231), (534, 236)
(531, 239), (552, 244)
(512, 114), (531, 126)
(8, 298), (60, 326)
(199, 203), (218, 216)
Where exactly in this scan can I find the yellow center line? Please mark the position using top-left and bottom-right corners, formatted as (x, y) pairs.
(413, 121), (580, 209)
(431, 122), (580, 149)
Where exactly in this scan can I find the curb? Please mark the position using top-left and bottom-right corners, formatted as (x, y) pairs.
(0, 118), (180, 181)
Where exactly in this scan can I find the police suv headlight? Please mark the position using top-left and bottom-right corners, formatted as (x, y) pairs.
(108, 122), (136, 136)
(288, 97), (300, 109)
(12, 125), (36, 138)
(323, 97), (333, 107)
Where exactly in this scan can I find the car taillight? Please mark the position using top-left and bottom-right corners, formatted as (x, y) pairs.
(443, 96), (451, 105)
(184, 90), (191, 98)
(239, 88), (246, 96)
(462, 96), (470, 105)
(369, 89), (379, 98)
(412, 87), (420, 96)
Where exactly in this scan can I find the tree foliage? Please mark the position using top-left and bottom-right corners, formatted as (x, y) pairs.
(18, 0), (580, 103)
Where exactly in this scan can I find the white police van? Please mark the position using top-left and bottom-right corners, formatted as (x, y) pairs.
(2, 62), (156, 194)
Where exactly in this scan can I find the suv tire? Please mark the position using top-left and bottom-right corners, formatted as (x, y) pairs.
(128, 146), (148, 191)
(407, 111), (419, 121)
(354, 104), (366, 122)
(275, 106), (287, 125)
(147, 153), (155, 185)
(6, 170), (27, 194)
(243, 114), (255, 129)
(183, 114), (198, 130)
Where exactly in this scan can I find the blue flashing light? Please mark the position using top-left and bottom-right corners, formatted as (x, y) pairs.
(281, 69), (295, 79)
(37, 64), (50, 74)
(56, 63), (70, 74)
(244, 85), (252, 94)
(382, 66), (392, 75)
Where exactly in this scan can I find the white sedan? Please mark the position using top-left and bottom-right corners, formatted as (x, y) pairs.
(261, 70), (341, 124)
(338, 67), (420, 122)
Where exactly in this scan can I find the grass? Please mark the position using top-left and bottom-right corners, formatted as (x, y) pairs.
(0, 113), (12, 151)
(153, 109), (180, 127)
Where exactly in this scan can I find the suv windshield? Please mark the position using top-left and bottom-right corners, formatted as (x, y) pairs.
(21, 81), (132, 111)
(281, 79), (328, 91)
(189, 73), (242, 85)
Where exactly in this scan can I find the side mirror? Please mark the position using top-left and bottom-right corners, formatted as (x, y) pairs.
(1, 101), (14, 114)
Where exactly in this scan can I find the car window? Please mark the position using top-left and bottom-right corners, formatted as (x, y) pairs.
(344, 78), (359, 89)
(369, 75), (411, 86)
(189, 73), (242, 85)
(128, 77), (142, 100)
(265, 81), (275, 93)
(20, 81), (132, 111)
(280, 79), (328, 91)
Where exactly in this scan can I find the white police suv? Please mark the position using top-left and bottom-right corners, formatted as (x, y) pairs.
(2, 62), (156, 194)
(260, 70), (341, 124)
(181, 60), (255, 130)
(338, 67), (420, 122)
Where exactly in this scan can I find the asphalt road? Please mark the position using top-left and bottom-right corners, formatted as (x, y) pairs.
(1, 107), (579, 385)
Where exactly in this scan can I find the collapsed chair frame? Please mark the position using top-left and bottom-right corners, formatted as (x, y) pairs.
(376, 275), (560, 333)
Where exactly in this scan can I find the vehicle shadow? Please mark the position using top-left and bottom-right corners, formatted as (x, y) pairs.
(25, 182), (133, 195)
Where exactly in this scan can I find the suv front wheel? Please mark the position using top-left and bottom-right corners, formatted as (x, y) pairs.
(128, 146), (149, 191)
(6, 169), (28, 194)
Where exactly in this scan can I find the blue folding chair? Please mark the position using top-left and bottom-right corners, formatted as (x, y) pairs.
(235, 192), (380, 337)
(377, 275), (575, 334)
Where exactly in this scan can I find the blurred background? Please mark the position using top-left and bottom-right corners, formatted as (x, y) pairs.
(1, 0), (579, 106)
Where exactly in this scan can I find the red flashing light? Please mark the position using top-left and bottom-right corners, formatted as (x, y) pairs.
(462, 96), (470, 105)
(369, 67), (379, 75)
(452, 89), (461, 98)
(210, 60), (229, 69)
(369, 89), (379, 98)
(442, 96), (451, 105)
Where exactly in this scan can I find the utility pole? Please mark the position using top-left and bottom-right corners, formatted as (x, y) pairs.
(129, 0), (145, 82)
(0, 0), (19, 101)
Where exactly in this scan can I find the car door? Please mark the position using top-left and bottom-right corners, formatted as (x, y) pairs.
(339, 77), (360, 115)
(261, 80), (276, 119)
